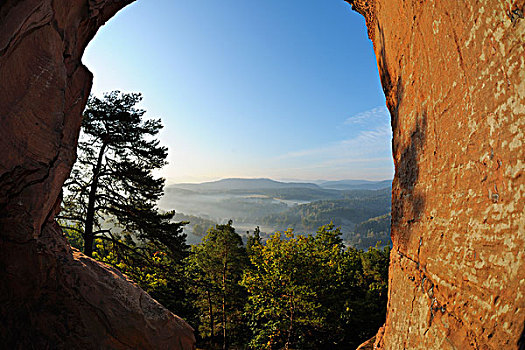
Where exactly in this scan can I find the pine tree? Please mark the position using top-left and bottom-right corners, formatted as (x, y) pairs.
(186, 221), (248, 349)
(246, 226), (261, 256)
(59, 91), (186, 258)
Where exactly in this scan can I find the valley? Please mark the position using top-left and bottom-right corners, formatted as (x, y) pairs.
(159, 178), (392, 249)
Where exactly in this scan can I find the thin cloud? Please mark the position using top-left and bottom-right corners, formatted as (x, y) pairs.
(340, 124), (391, 147)
(272, 105), (393, 179)
(277, 123), (391, 160)
(344, 106), (390, 125)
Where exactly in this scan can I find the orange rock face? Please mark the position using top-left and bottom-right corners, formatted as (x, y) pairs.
(349, 0), (525, 348)
(0, 1), (195, 348)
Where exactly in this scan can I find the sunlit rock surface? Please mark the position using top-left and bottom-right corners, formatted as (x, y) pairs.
(349, 0), (525, 348)
(0, 1), (195, 348)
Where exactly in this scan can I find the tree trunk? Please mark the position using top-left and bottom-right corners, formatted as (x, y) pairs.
(222, 261), (227, 350)
(207, 289), (214, 342)
(83, 142), (107, 257)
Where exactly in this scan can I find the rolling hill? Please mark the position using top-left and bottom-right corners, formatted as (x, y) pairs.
(160, 178), (393, 249)
(319, 179), (392, 190)
(170, 178), (320, 192)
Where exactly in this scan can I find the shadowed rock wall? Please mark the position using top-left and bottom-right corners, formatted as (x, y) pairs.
(0, 1), (195, 348)
(349, 0), (525, 348)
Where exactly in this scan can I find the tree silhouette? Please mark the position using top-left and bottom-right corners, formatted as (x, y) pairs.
(59, 91), (186, 258)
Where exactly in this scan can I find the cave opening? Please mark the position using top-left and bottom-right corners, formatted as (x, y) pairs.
(73, 0), (394, 348)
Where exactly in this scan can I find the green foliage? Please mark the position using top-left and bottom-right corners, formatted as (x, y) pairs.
(243, 227), (327, 349)
(342, 244), (391, 342)
(245, 226), (261, 256)
(63, 225), (84, 251)
(259, 188), (391, 232)
(59, 91), (186, 259)
(175, 213), (217, 237)
(346, 213), (392, 249)
(241, 224), (390, 349)
(185, 221), (249, 348)
(65, 209), (389, 349)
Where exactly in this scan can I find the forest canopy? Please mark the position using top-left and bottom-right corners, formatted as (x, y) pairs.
(65, 222), (389, 349)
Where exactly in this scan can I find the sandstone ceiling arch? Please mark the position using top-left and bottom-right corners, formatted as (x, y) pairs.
(0, 0), (523, 349)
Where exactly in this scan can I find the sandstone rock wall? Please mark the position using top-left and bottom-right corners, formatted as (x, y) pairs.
(349, 0), (525, 348)
(0, 1), (195, 348)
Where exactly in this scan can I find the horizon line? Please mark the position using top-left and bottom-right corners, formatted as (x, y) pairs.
(165, 176), (394, 185)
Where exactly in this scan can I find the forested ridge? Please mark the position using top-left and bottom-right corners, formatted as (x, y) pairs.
(259, 188), (390, 231)
(161, 183), (392, 249)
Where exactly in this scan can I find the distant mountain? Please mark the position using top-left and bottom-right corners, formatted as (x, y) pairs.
(276, 178), (328, 185)
(161, 178), (393, 249)
(319, 179), (392, 191)
(164, 187), (199, 196)
(170, 178), (321, 192)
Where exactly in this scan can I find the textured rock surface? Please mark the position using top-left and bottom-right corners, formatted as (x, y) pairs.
(0, 0), (195, 348)
(349, 0), (525, 348)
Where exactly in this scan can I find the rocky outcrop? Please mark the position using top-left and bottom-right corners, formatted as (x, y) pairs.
(348, 0), (525, 348)
(0, 0), (195, 348)
(1, 0), (523, 348)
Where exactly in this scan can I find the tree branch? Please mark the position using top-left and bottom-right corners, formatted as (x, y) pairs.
(59, 225), (84, 234)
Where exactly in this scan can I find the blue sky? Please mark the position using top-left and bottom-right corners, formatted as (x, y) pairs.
(83, 0), (393, 183)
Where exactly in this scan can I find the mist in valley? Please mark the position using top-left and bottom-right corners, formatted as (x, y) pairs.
(159, 178), (393, 249)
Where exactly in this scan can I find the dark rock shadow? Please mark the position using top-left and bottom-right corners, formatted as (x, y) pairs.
(391, 110), (427, 251)
(375, 22), (427, 251)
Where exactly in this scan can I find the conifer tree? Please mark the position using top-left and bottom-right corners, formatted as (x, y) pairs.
(186, 221), (247, 349)
(59, 91), (186, 258)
